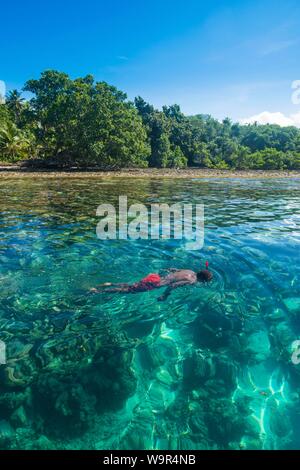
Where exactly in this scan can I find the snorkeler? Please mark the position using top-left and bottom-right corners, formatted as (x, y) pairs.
(89, 261), (213, 301)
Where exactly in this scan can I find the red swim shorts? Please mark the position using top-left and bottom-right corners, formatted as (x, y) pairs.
(130, 273), (161, 292)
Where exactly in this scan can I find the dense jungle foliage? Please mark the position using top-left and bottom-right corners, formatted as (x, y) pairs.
(1, 70), (300, 169)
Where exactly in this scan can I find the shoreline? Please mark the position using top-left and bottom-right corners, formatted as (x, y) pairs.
(0, 168), (299, 179)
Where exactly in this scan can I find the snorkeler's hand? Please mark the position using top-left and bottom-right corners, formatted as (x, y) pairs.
(158, 291), (171, 301)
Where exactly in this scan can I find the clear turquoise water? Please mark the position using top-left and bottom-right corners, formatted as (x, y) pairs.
(0, 177), (300, 450)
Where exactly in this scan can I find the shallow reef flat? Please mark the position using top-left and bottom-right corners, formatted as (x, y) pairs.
(0, 168), (299, 179)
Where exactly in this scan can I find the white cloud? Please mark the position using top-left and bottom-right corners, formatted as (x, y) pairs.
(0, 80), (5, 103)
(240, 111), (300, 128)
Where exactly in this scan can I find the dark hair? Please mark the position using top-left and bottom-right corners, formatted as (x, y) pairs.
(197, 270), (213, 282)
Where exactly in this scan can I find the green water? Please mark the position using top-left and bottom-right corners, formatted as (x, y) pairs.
(0, 177), (300, 450)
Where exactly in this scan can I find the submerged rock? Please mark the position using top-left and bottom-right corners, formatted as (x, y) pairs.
(246, 331), (271, 362)
(11, 406), (27, 427)
(268, 308), (286, 322)
(269, 321), (295, 362)
(183, 350), (216, 388)
(283, 297), (300, 316)
(0, 420), (14, 446)
(34, 435), (56, 450)
(183, 350), (237, 395)
(204, 398), (246, 447)
(269, 408), (292, 438)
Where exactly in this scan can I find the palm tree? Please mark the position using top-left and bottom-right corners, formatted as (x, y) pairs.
(5, 90), (25, 123)
(0, 121), (32, 161)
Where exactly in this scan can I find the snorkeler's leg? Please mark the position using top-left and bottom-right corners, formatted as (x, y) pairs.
(103, 285), (132, 293)
(89, 282), (129, 293)
(99, 282), (129, 288)
(90, 283), (132, 294)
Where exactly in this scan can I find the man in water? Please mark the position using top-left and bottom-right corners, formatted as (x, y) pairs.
(90, 262), (213, 301)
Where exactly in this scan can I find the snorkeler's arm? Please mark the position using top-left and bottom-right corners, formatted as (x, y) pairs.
(159, 268), (180, 276)
(157, 280), (191, 301)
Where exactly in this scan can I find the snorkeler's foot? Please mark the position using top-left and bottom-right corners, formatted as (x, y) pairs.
(89, 288), (99, 293)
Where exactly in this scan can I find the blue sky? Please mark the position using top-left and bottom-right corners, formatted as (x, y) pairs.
(1, 0), (300, 125)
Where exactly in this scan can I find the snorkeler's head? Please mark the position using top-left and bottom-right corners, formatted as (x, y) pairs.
(197, 270), (213, 283)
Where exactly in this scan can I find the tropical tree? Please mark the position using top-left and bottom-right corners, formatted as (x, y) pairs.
(24, 71), (150, 167)
(168, 145), (188, 168)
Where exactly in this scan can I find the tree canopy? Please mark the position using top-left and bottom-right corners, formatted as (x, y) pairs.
(0, 70), (300, 169)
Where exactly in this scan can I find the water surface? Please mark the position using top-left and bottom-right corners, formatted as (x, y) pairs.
(0, 177), (300, 450)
